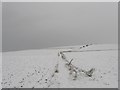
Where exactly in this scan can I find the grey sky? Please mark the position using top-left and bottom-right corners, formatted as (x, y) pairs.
(2, 2), (118, 52)
(0, 3), (2, 52)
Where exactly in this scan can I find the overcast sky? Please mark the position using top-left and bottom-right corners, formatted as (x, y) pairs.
(2, 2), (118, 52)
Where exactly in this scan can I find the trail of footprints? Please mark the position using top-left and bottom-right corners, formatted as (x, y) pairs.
(2, 64), (60, 88)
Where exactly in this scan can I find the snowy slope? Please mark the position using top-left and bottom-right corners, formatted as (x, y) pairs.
(2, 44), (118, 88)
(0, 52), (2, 90)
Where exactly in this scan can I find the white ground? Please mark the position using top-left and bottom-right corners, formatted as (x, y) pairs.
(2, 44), (118, 88)
(0, 52), (2, 89)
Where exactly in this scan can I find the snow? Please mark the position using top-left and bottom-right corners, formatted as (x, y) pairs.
(0, 52), (2, 89)
(2, 44), (118, 88)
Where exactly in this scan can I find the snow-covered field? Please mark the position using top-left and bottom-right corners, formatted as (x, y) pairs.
(2, 44), (118, 88)
(0, 52), (2, 89)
